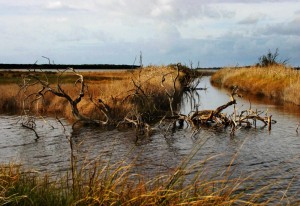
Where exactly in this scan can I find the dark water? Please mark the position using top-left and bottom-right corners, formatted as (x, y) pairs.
(0, 77), (300, 200)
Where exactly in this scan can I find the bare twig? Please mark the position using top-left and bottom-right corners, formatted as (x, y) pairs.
(21, 123), (40, 140)
(161, 65), (180, 116)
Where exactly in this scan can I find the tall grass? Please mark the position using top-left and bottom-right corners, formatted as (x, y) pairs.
(211, 65), (300, 105)
(1, 156), (290, 206)
(0, 66), (184, 122)
(0, 84), (20, 113)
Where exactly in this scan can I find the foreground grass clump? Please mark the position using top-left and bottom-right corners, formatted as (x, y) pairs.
(211, 65), (300, 105)
(1, 160), (286, 206)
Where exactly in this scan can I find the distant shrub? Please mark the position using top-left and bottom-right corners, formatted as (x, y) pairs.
(257, 48), (288, 67)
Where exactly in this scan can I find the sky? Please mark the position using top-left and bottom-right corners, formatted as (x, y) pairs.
(0, 0), (299, 67)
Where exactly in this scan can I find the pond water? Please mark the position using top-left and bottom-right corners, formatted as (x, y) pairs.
(0, 76), (300, 200)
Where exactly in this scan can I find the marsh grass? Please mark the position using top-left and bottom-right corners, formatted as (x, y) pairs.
(0, 66), (183, 122)
(0, 85), (20, 113)
(211, 65), (300, 105)
(1, 154), (295, 205)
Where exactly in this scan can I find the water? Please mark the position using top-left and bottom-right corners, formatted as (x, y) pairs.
(0, 116), (71, 173)
(0, 76), (300, 199)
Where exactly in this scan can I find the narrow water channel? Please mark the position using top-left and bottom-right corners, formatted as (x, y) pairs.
(0, 76), (299, 199)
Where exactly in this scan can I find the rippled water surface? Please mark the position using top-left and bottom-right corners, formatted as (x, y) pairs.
(1, 77), (300, 199)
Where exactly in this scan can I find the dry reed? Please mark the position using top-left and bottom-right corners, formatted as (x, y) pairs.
(0, 66), (183, 122)
(1, 158), (289, 206)
(211, 65), (300, 105)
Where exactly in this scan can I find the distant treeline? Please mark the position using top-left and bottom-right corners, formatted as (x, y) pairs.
(1, 64), (298, 71)
(197, 66), (300, 70)
(0, 64), (140, 71)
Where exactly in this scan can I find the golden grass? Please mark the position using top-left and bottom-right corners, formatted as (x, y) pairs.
(211, 65), (300, 105)
(1, 159), (286, 206)
(0, 66), (184, 121)
(0, 84), (22, 113)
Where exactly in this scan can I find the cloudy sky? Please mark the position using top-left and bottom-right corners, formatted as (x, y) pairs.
(0, 0), (299, 67)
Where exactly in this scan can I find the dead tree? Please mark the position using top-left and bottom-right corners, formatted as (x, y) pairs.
(19, 68), (103, 126)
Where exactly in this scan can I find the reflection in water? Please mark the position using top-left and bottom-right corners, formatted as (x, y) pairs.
(181, 88), (201, 115)
(0, 76), (300, 199)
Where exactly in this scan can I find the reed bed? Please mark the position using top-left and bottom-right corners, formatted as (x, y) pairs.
(0, 65), (183, 121)
(211, 65), (300, 105)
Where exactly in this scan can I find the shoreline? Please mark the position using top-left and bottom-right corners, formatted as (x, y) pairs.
(210, 65), (300, 106)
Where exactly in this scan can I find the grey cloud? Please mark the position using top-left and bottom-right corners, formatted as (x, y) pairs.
(157, 23), (181, 40)
(260, 17), (300, 36)
(238, 13), (264, 25)
(216, 31), (299, 65)
(2, 32), (299, 66)
(1, 0), (299, 66)
(87, 0), (236, 24)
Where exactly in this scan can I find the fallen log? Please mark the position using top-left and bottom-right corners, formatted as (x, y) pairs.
(180, 86), (276, 135)
(189, 87), (237, 126)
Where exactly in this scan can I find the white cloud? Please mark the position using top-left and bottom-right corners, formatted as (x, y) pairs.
(0, 0), (300, 66)
(46, 1), (64, 9)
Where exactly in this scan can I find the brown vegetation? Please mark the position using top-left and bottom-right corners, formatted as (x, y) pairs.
(1, 65), (276, 135)
(0, 66), (186, 125)
(211, 65), (300, 105)
(2, 159), (292, 206)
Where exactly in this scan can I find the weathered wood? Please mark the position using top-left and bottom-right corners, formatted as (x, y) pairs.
(268, 115), (272, 131)
(214, 99), (236, 116)
(180, 86), (276, 135)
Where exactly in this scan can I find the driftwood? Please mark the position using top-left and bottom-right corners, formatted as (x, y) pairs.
(117, 110), (152, 141)
(188, 87), (275, 134)
(161, 86), (276, 136)
(188, 86), (238, 126)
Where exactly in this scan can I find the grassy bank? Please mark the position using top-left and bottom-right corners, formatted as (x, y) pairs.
(211, 65), (300, 105)
(0, 65), (192, 123)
